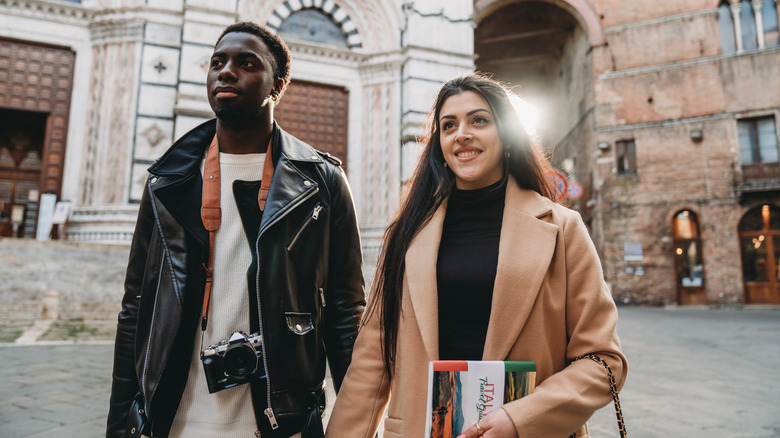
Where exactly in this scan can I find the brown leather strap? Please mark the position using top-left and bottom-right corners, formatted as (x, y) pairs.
(258, 138), (274, 210)
(199, 134), (275, 330)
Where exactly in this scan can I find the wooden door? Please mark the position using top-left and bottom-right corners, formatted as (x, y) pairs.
(673, 210), (707, 305)
(274, 80), (349, 174)
(739, 205), (780, 304)
(0, 109), (46, 237)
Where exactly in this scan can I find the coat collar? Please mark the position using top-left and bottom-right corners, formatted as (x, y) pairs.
(404, 177), (559, 361)
(147, 119), (325, 247)
(148, 119), (323, 177)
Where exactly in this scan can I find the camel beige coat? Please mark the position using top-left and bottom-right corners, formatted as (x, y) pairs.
(326, 179), (628, 438)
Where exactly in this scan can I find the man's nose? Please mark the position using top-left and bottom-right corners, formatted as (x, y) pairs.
(217, 60), (238, 82)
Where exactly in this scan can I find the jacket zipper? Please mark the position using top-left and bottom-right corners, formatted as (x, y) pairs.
(255, 185), (319, 429)
(285, 203), (323, 252)
(140, 245), (164, 428)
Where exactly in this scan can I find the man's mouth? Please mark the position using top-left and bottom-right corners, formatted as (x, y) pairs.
(214, 88), (239, 98)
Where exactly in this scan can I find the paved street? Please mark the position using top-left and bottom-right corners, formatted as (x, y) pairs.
(1, 307), (778, 438)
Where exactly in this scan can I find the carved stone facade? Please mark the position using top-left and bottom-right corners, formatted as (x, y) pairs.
(0, 0), (474, 279)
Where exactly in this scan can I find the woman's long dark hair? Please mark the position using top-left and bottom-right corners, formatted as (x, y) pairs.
(367, 73), (555, 378)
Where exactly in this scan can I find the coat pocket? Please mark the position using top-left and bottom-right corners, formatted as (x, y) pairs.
(383, 417), (403, 437)
(286, 203), (323, 252)
(285, 312), (314, 335)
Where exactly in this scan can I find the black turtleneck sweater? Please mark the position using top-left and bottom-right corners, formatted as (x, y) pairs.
(437, 177), (506, 360)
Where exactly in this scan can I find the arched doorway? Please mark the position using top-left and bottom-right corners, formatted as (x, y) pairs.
(474, 1), (596, 206)
(739, 204), (780, 304)
(673, 210), (707, 305)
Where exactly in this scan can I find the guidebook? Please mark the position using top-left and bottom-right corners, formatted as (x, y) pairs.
(424, 360), (536, 438)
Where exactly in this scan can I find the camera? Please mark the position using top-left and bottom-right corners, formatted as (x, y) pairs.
(201, 331), (266, 394)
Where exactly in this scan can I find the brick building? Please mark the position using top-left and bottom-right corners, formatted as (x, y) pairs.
(473, 0), (780, 306)
(1, 0), (778, 306)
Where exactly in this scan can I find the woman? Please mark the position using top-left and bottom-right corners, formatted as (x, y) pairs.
(326, 74), (627, 438)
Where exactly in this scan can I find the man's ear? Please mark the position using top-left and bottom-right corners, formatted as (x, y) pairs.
(273, 78), (286, 98)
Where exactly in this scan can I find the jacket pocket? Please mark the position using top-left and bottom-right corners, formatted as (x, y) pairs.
(286, 203), (323, 252)
(284, 312), (314, 335)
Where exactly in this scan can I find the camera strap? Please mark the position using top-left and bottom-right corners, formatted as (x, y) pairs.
(200, 134), (275, 331)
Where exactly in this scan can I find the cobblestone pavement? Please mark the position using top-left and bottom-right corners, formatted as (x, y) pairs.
(0, 307), (778, 438)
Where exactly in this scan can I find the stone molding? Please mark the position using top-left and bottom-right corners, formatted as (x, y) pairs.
(288, 40), (367, 67)
(0, 0), (93, 25)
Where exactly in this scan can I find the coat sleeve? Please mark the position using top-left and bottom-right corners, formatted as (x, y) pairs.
(503, 209), (628, 437)
(324, 283), (391, 438)
(323, 166), (366, 392)
(106, 178), (155, 438)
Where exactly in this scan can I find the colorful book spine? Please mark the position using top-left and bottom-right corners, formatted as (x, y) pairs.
(425, 360), (536, 438)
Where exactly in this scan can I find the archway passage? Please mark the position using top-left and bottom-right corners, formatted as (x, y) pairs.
(739, 204), (780, 304)
(474, 1), (593, 187)
(274, 80), (350, 175)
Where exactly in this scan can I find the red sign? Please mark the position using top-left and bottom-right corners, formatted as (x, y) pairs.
(546, 171), (568, 202)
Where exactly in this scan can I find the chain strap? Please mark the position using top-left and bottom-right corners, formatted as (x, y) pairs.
(571, 354), (627, 438)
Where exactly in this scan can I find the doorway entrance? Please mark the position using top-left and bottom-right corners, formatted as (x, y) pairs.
(0, 109), (46, 237)
(672, 210), (707, 305)
(739, 204), (780, 304)
(0, 38), (75, 237)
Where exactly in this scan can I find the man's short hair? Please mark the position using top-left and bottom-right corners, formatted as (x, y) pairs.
(217, 21), (291, 88)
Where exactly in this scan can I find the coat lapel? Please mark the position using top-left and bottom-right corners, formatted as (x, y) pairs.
(482, 180), (559, 360)
(405, 200), (448, 361)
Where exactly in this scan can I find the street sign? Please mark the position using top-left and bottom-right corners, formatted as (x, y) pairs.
(567, 182), (583, 200)
(547, 171), (568, 202)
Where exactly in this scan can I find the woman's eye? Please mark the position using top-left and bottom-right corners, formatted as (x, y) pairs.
(442, 122), (455, 130)
(473, 116), (489, 124)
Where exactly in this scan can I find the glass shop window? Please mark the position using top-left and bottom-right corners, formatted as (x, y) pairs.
(673, 210), (704, 287)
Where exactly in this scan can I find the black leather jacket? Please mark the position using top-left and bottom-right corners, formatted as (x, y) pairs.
(107, 120), (365, 438)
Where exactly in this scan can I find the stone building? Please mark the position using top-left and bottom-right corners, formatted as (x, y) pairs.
(1, 0), (779, 306)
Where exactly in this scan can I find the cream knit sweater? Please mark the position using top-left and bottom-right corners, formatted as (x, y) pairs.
(168, 152), (264, 438)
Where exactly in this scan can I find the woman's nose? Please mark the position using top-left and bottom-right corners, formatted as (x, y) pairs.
(456, 125), (472, 142)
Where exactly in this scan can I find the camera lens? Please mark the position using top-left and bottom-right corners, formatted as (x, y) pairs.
(224, 343), (258, 379)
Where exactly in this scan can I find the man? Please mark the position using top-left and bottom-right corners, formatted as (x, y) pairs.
(106, 21), (365, 438)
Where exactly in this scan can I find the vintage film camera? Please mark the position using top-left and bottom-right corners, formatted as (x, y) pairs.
(201, 331), (266, 393)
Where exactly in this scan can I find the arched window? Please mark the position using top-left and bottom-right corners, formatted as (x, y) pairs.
(740, 0), (759, 51)
(762, 0), (779, 48)
(719, 1), (737, 54)
(739, 204), (780, 304)
(278, 8), (349, 48)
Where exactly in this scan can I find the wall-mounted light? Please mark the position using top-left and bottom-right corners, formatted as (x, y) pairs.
(690, 129), (703, 142)
(598, 142), (610, 152)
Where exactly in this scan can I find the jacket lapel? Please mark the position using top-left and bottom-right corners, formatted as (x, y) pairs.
(153, 172), (209, 250)
(259, 127), (322, 235)
(405, 200), (448, 361)
(482, 180), (558, 360)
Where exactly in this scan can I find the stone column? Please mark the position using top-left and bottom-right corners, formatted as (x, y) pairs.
(753, 0), (766, 49)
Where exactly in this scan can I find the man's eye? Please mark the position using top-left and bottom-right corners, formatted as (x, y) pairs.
(211, 59), (223, 68)
(242, 61), (255, 68)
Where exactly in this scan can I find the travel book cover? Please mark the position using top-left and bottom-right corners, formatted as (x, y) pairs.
(424, 360), (536, 438)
